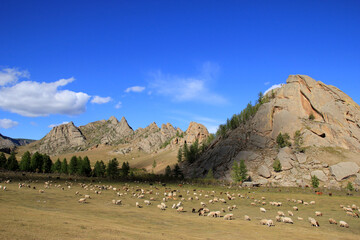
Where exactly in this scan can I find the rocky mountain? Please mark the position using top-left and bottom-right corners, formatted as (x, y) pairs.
(29, 116), (209, 157)
(183, 75), (360, 188)
(0, 133), (34, 153)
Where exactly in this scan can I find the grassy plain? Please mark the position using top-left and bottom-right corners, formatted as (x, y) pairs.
(0, 173), (359, 240)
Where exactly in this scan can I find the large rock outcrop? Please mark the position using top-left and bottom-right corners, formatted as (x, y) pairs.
(183, 75), (360, 187)
(34, 122), (87, 155)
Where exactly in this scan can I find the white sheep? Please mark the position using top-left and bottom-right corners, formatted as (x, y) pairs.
(288, 211), (294, 216)
(277, 211), (285, 217)
(177, 207), (184, 212)
(224, 214), (234, 220)
(293, 206), (298, 211)
(329, 218), (337, 225)
(260, 219), (274, 227)
(308, 217), (319, 227)
(282, 217), (294, 224)
(315, 211), (323, 216)
(244, 215), (251, 221)
(339, 221), (349, 228)
(78, 198), (86, 203)
(260, 207), (266, 213)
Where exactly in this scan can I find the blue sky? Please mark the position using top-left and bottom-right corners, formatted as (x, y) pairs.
(0, 0), (359, 140)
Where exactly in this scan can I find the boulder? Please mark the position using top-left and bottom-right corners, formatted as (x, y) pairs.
(257, 165), (271, 178)
(295, 153), (307, 164)
(311, 170), (328, 182)
(277, 147), (295, 170)
(355, 173), (360, 186)
(329, 162), (360, 181)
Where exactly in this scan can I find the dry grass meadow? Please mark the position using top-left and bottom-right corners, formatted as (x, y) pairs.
(1, 173), (360, 240)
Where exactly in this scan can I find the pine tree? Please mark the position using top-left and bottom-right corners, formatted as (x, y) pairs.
(311, 175), (319, 188)
(0, 152), (6, 169)
(7, 152), (19, 171)
(53, 158), (62, 173)
(69, 156), (78, 175)
(177, 147), (183, 163)
(20, 151), (31, 172)
(42, 154), (53, 173)
(93, 161), (106, 177)
(79, 156), (91, 177)
(30, 152), (43, 172)
(152, 160), (157, 172)
(173, 163), (182, 179)
(120, 161), (130, 177)
(232, 160), (247, 183)
(61, 158), (68, 174)
(107, 158), (119, 179)
(165, 165), (172, 178)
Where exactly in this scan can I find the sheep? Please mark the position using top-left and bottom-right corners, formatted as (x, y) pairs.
(39, 189), (44, 193)
(308, 217), (320, 227)
(84, 195), (91, 199)
(288, 211), (294, 216)
(207, 211), (217, 217)
(201, 202), (207, 207)
(112, 199), (122, 205)
(293, 206), (298, 211)
(135, 202), (142, 208)
(260, 207), (266, 213)
(144, 200), (151, 205)
(282, 217), (294, 224)
(277, 211), (285, 217)
(315, 211), (323, 216)
(157, 204), (166, 210)
(329, 218), (337, 225)
(78, 198), (86, 203)
(275, 216), (282, 222)
(244, 215), (251, 221)
(339, 221), (349, 228)
(297, 217), (303, 221)
(224, 214), (234, 220)
(177, 207), (184, 212)
(260, 219), (274, 227)
(310, 201), (315, 205)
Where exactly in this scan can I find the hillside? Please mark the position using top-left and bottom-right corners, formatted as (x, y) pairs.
(21, 117), (209, 173)
(183, 75), (360, 188)
(0, 133), (34, 153)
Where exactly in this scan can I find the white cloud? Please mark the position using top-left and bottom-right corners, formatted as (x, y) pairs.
(91, 96), (112, 104)
(125, 86), (145, 93)
(0, 76), (90, 117)
(115, 101), (122, 109)
(264, 83), (284, 95)
(0, 118), (19, 129)
(264, 81), (270, 85)
(148, 62), (226, 105)
(0, 68), (29, 86)
(48, 121), (69, 128)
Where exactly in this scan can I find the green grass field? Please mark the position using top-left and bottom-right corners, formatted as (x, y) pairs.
(1, 174), (359, 240)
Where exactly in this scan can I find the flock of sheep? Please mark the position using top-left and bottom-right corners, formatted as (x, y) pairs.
(3, 179), (360, 231)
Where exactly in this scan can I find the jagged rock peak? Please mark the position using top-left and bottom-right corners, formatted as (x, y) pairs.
(109, 116), (119, 124)
(185, 122), (209, 144)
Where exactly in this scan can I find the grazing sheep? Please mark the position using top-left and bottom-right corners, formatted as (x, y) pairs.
(260, 207), (266, 213)
(310, 201), (315, 205)
(84, 195), (91, 199)
(144, 200), (151, 205)
(224, 214), (234, 220)
(276, 216), (281, 222)
(157, 204), (166, 210)
(339, 221), (349, 228)
(244, 215), (251, 221)
(293, 206), (298, 211)
(288, 211), (294, 216)
(207, 212), (217, 217)
(177, 207), (184, 212)
(39, 189), (44, 193)
(297, 217), (303, 221)
(78, 198), (86, 203)
(201, 202), (207, 207)
(260, 219), (274, 227)
(315, 211), (323, 216)
(329, 218), (337, 225)
(277, 211), (285, 217)
(308, 217), (320, 227)
(282, 217), (294, 224)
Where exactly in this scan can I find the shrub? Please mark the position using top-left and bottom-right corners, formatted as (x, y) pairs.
(232, 159), (247, 183)
(273, 158), (282, 172)
(276, 132), (291, 148)
(346, 182), (354, 191)
(294, 130), (305, 152)
(309, 113), (315, 120)
(311, 175), (319, 188)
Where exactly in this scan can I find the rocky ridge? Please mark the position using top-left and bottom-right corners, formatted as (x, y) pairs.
(0, 133), (34, 153)
(30, 116), (209, 156)
(183, 75), (360, 188)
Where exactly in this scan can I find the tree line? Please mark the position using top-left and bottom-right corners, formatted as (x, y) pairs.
(0, 151), (132, 179)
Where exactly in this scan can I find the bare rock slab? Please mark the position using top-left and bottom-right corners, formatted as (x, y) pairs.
(257, 165), (271, 178)
(311, 170), (328, 182)
(329, 162), (360, 181)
